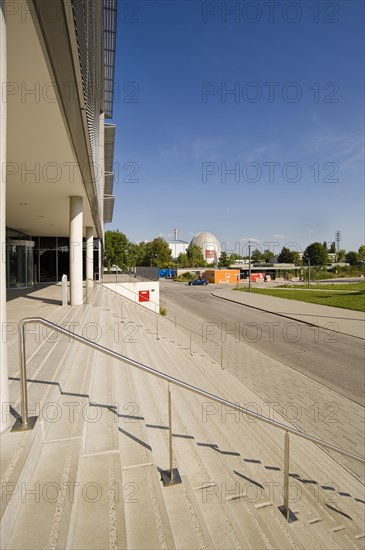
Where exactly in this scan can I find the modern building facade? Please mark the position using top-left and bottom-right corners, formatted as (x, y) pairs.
(0, 0), (117, 430)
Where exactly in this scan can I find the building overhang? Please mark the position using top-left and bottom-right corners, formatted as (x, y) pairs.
(104, 123), (116, 223)
(5, 0), (117, 238)
(103, 196), (115, 224)
(5, 0), (97, 237)
(104, 0), (118, 119)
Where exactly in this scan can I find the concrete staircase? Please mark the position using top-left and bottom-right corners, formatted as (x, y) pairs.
(1, 284), (364, 549)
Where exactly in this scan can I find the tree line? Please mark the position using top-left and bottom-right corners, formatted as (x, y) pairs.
(104, 231), (365, 270)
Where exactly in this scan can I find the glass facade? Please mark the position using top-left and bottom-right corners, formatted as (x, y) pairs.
(6, 229), (100, 287)
(6, 240), (35, 288)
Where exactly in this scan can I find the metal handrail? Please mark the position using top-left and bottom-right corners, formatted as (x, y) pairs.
(14, 316), (365, 521)
(108, 283), (224, 366)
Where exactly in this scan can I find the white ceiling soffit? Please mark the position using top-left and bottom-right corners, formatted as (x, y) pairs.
(6, 2), (98, 237)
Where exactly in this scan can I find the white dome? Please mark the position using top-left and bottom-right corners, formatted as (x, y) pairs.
(189, 232), (221, 264)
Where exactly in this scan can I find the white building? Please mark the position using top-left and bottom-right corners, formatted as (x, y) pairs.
(0, 0), (117, 430)
(189, 231), (222, 265)
(168, 229), (189, 260)
(169, 240), (189, 260)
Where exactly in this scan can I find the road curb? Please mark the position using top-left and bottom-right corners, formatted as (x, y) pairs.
(211, 292), (364, 340)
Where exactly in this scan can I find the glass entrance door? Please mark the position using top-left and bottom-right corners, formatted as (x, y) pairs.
(6, 240), (35, 288)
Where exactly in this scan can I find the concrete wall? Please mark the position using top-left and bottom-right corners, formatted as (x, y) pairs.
(104, 281), (160, 313)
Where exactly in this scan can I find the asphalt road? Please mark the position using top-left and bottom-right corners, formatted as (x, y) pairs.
(160, 281), (365, 406)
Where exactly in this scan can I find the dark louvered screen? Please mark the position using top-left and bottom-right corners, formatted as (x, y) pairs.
(72, 0), (103, 171)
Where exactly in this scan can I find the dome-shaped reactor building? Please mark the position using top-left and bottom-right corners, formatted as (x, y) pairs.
(189, 231), (221, 265)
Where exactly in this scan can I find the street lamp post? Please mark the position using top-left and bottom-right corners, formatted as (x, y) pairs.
(307, 258), (311, 289)
(248, 242), (252, 293)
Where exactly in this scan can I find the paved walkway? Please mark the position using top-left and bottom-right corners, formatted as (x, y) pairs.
(161, 287), (365, 482)
(2, 283), (365, 549)
(211, 287), (365, 339)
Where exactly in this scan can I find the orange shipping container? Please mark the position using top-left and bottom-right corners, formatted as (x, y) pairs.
(205, 269), (240, 284)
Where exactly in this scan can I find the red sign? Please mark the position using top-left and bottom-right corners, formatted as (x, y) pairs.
(250, 273), (264, 282)
(139, 290), (150, 302)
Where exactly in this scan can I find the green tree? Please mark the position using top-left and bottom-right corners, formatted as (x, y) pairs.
(337, 249), (346, 262)
(104, 230), (128, 271)
(144, 237), (172, 267)
(218, 251), (231, 268)
(329, 242), (336, 253)
(291, 251), (302, 265)
(125, 242), (140, 269)
(345, 251), (359, 266)
(261, 249), (273, 263)
(278, 247), (296, 263)
(177, 252), (189, 268)
(135, 241), (147, 266)
(229, 253), (243, 263)
(323, 241), (328, 251)
(187, 244), (205, 267)
(358, 245), (365, 262)
(251, 249), (262, 263)
(302, 242), (329, 266)
(277, 247), (301, 264)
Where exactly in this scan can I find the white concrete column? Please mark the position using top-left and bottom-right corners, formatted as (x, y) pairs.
(86, 226), (93, 281)
(69, 196), (83, 305)
(0, 1), (9, 431)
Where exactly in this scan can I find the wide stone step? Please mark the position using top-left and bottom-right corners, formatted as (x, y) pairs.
(7, 438), (81, 550)
(4, 285), (363, 550)
(113, 289), (365, 549)
(2, 288), (103, 547)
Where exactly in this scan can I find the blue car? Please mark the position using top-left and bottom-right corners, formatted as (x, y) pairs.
(188, 278), (209, 286)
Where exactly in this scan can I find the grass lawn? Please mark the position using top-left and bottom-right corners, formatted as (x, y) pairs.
(278, 282), (365, 292)
(236, 284), (365, 312)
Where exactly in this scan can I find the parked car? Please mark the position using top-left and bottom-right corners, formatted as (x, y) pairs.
(188, 278), (209, 286)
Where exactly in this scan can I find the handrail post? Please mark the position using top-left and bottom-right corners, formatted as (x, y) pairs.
(161, 383), (181, 487)
(168, 383), (173, 478)
(120, 296), (124, 323)
(19, 322), (28, 426)
(279, 431), (297, 522)
(283, 431), (289, 518)
(11, 321), (38, 432)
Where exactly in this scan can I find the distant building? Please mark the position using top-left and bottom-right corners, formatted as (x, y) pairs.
(169, 240), (189, 260)
(189, 231), (221, 265)
(169, 229), (189, 260)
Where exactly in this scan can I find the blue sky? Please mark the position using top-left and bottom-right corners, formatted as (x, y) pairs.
(108, 0), (364, 255)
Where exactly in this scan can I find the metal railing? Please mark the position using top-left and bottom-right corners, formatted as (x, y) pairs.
(12, 317), (365, 522)
(106, 283), (224, 367)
